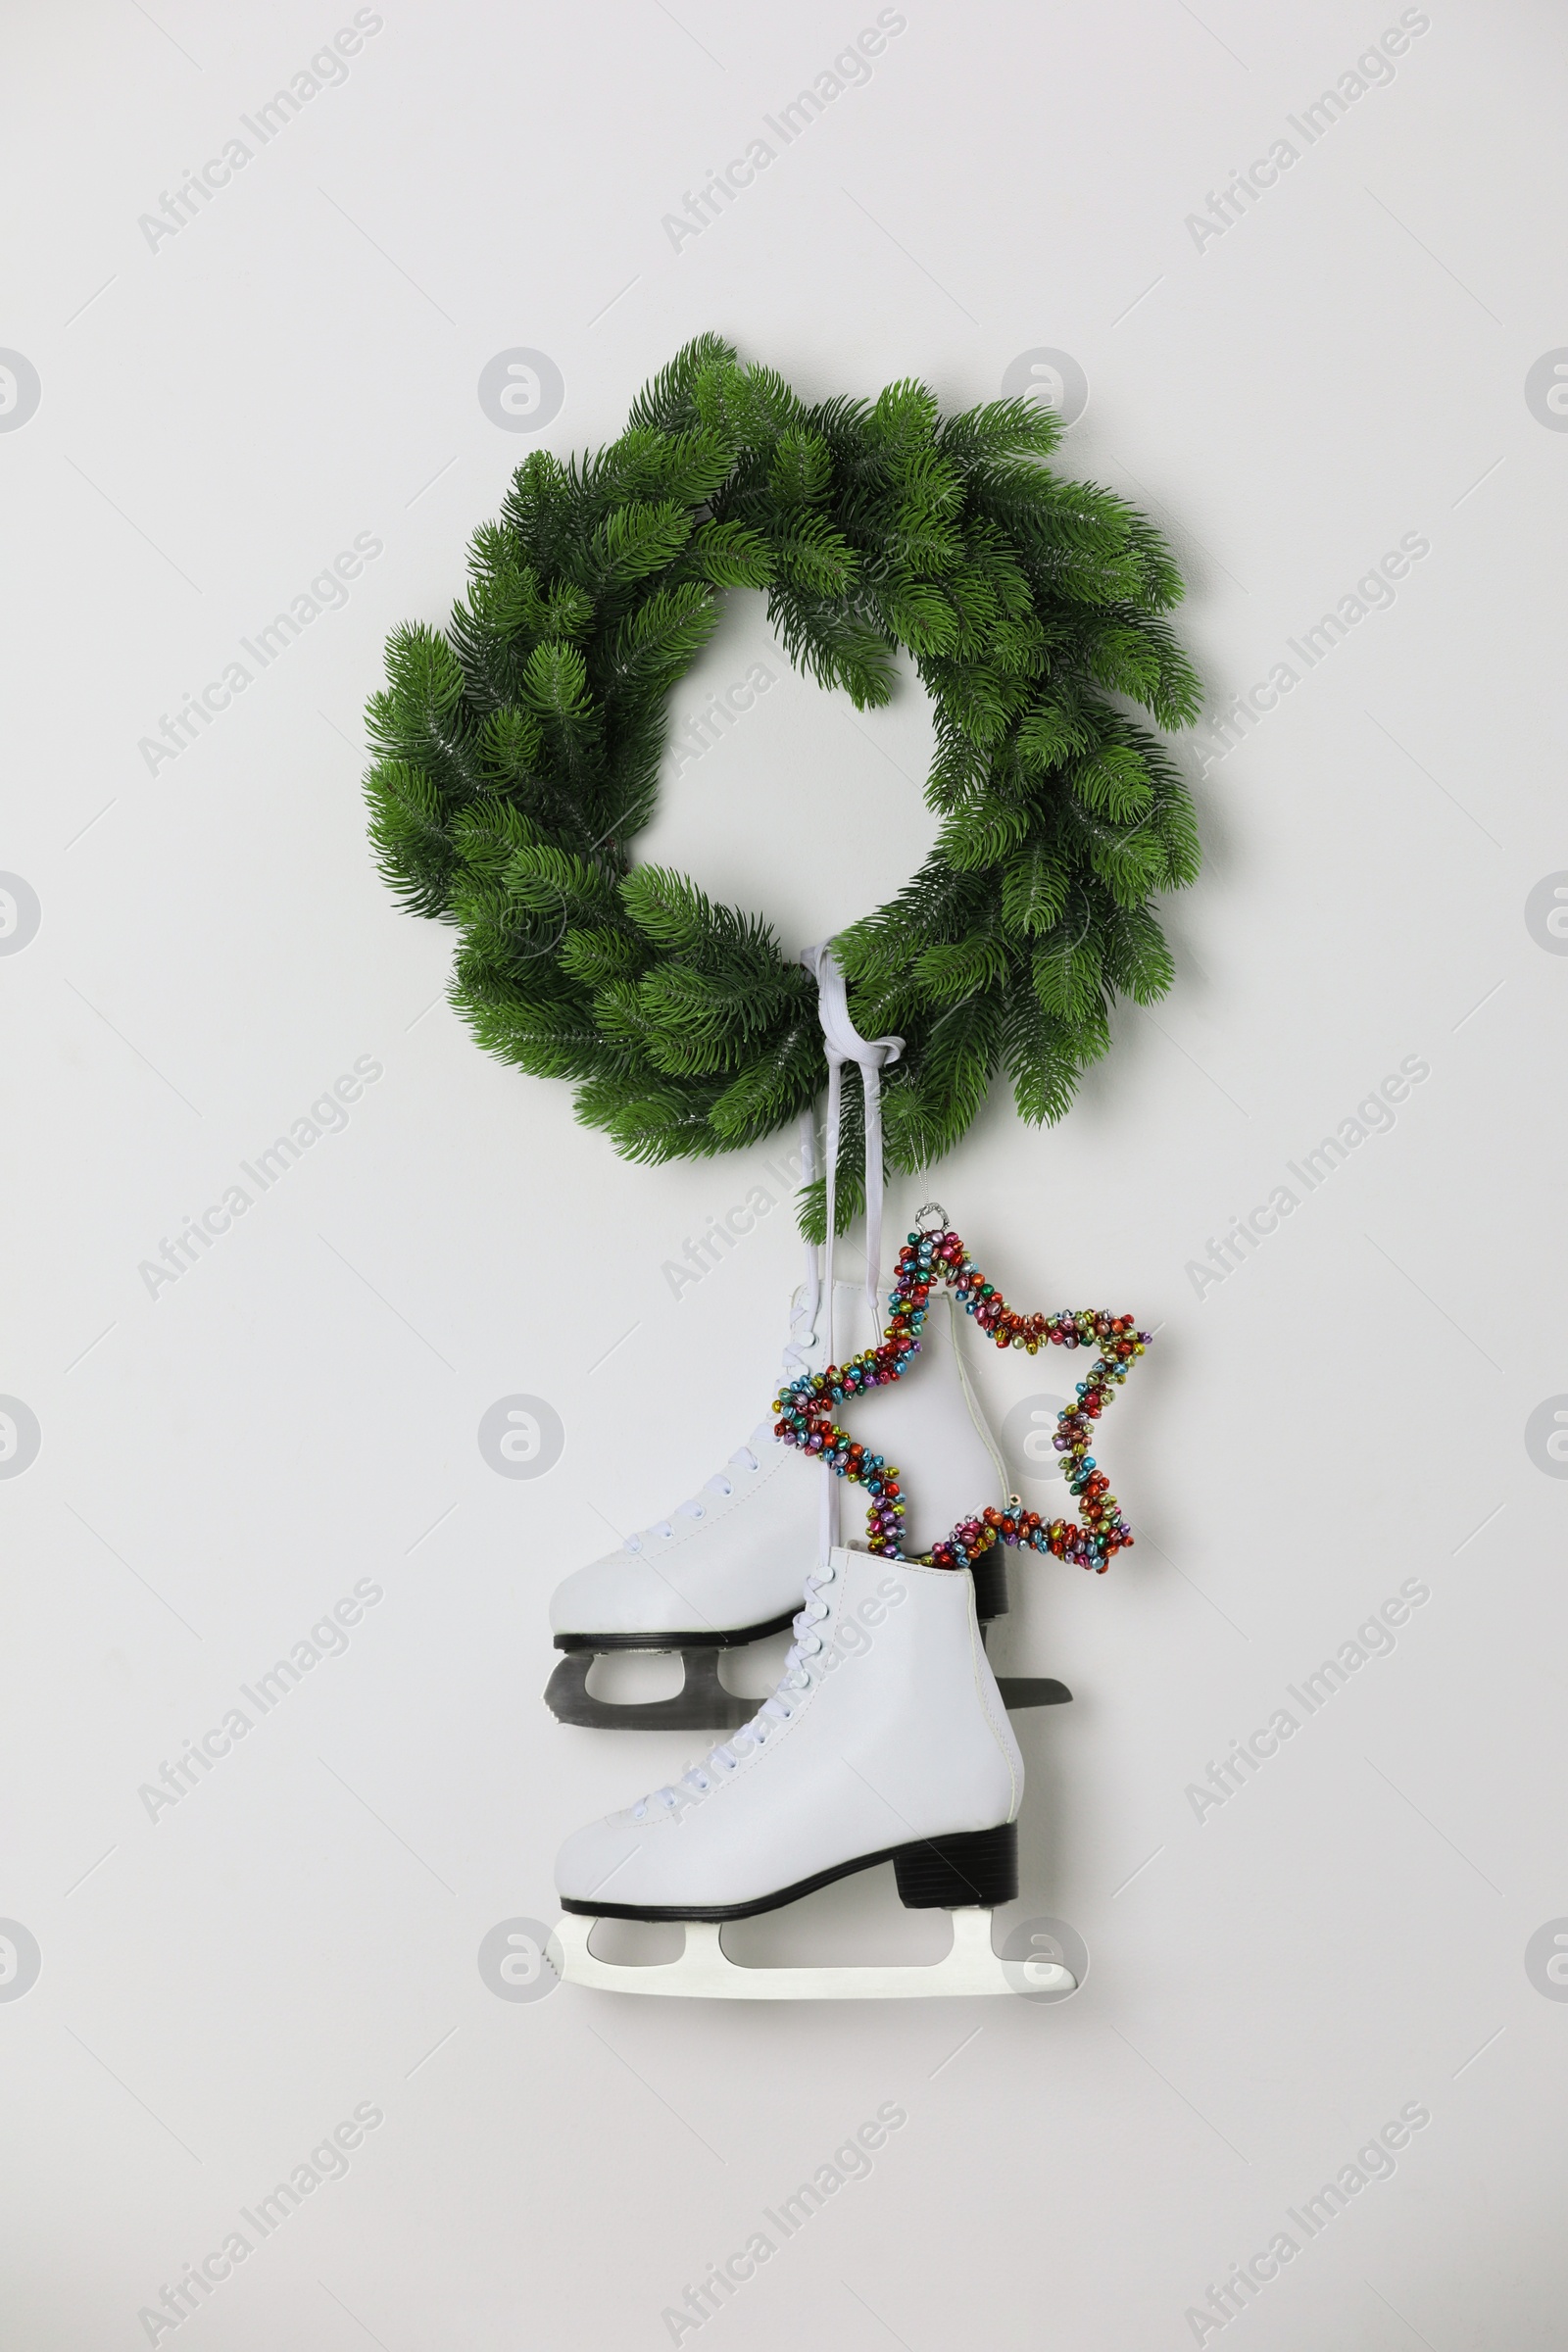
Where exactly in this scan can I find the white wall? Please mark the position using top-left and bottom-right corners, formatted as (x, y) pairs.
(4, 2), (1565, 2345)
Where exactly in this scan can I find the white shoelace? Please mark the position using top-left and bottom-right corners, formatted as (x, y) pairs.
(785, 1103), (819, 1371)
(623, 953), (897, 1572)
(622, 1443), (763, 1552)
(622, 1106), (825, 1557)
(799, 944), (903, 1562)
(631, 1557), (837, 1820)
(799, 945), (904, 1358)
(624, 951), (901, 1809)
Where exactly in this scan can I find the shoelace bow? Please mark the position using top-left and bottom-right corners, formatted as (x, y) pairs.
(773, 1218), (1151, 1578)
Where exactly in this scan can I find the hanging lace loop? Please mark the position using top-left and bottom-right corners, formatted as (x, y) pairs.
(799, 943), (903, 1562)
(784, 1104), (819, 1375)
(798, 943), (903, 1362)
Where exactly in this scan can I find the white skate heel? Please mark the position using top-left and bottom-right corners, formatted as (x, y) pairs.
(550, 1546), (1071, 2000)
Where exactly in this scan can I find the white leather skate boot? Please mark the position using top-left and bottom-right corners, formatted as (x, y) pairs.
(551, 1544), (1074, 1999)
(544, 1281), (1019, 1731)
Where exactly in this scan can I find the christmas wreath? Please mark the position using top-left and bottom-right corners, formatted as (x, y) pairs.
(365, 334), (1200, 1233)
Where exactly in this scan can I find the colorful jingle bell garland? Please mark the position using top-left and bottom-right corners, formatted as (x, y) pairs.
(773, 1218), (1150, 1576)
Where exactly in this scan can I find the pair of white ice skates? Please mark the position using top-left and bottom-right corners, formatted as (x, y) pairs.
(544, 1258), (1100, 2001)
(540, 950), (1140, 1998)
